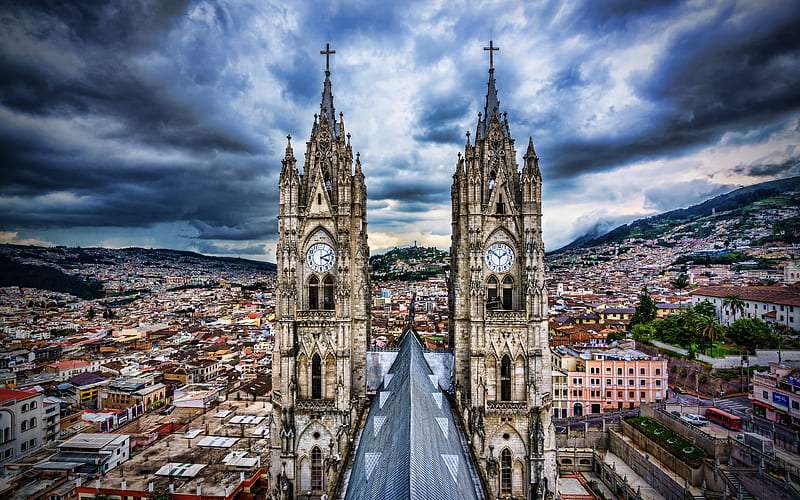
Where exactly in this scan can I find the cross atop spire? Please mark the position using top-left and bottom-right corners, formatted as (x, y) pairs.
(321, 42), (335, 74)
(484, 40), (499, 72)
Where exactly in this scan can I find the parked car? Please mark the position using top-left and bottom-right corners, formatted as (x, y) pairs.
(673, 386), (687, 394)
(670, 410), (682, 417)
(680, 414), (708, 426)
(159, 404), (176, 415)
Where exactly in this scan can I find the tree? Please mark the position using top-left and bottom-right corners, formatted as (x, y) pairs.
(722, 294), (745, 323)
(630, 286), (657, 327)
(671, 273), (691, 306)
(693, 300), (716, 319)
(630, 323), (655, 341)
(725, 318), (778, 353)
(694, 314), (723, 354)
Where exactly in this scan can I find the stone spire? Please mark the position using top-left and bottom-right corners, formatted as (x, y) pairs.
(318, 43), (340, 137)
(480, 41), (501, 138)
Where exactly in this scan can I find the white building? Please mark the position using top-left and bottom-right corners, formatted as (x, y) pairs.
(690, 285), (800, 329)
(53, 433), (129, 475)
(0, 388), (44, 467)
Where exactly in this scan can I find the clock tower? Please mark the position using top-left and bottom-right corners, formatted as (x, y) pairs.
(450, 41), (557, 499)
(273, 43), (370, 499)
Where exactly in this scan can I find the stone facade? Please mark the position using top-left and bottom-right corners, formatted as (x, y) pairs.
(273, 60), (370, 499)
(449, 58), (557, 498)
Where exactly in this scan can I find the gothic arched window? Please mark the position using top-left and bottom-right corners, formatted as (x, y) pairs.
(323, 276), (335, 310)
(311, 446), (323, 491)
(502, 276), (513, 310)
(487, 276), (499, 310)
(311, 354), (322, 399)
(500, 448), (512, 494)
(500, 355), (512, 401)
(496, 194), (505, 214)
(308, 276), (319, 310)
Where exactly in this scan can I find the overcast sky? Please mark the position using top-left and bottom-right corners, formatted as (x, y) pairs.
(1, 0), (799, 261)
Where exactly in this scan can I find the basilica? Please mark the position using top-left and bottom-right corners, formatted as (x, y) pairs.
(272, 42), (556, 499)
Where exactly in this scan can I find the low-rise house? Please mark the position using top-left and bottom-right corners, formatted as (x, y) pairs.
(51, 433), (129, 475)
(45, 360), (91, 381)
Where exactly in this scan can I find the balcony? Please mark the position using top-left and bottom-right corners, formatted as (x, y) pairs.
(296, 310), (336, 319)
(485, 310), (526, 323)
(295, 399), (335, 410)
(487, 401), (527, 412)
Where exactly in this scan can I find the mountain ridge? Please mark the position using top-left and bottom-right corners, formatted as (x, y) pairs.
(553, 176), (800, 253)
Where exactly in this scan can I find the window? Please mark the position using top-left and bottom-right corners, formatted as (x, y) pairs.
(641, 392), (646, 399)
(640, 379), (646, 386)
(606, 391), (611, 398)
(496, 195), (506, 214)
(605, 367), (612, 372)
(629, 380), (634, 386)
(30, 418), (36, 428)
(655, 368), (661, 375)
(763, 391), (769, 399)
(629, 391), (634, 398)
(573, 378), (583, 385)
(21, 421), (27, 431)
(617, 391), (623, 398)
(655, 380), (661, 386)
(792, 401), (799, 410)
(590, 367), (600, 374)
(317, 193), (322, 205)
(606, 379), (611, 385)
(617, 379), (623, 385)
(311, 354), (322, 399)
(500, 356), (512, 401)
(486, 277), (499, 309)
(500, 449), (512, 494)
(311, 446), (323, 491)
(617, 368), (623, 375)
(30, 401), (36, 410)
(308, 276), (319, 309)
(323, 276), (335, 310)
(590, 378), (600, 385)
(640, 368), (646, 375)
(628, 368), (634, 375)
(21, 404), (28, 413)
(502, 276), (513, 310)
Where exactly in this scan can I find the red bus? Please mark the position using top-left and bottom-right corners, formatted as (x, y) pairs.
(705, 407), (743, 430)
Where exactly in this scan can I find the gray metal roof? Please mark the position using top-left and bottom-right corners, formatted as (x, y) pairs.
(345, 330), (484, 500)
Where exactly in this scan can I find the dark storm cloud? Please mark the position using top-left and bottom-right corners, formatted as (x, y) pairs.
(195, 241), (266, 255)
(733, 156), (800, 178)
(544, 4), (800, 179)
(190, 219), (278, 240)
(644, 179), (737, 212)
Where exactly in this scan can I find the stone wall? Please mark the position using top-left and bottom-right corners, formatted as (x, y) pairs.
(640, 405), (727, 460)
(618, 421), (704, 486)
(608, 430), (695, 499)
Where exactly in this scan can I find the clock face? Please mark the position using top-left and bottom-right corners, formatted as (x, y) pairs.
(485, 242), (514, 273)
(306, 243), (336, 273)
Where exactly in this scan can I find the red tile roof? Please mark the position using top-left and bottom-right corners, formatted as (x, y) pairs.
(0, 388), (37, 403)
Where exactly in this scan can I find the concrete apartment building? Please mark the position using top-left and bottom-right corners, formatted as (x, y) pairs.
(552, 346), (668, 417)
(0, 388), (44, 467)
(52, 433), (129, 475)
(751, 362), (800, 453)
(690, 285), (800, 329)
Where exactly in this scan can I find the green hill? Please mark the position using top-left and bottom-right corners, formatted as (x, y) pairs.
(554, 176), (800, 253)
(370, 245), (449, 281)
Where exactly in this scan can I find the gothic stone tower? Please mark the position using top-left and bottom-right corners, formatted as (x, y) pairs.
(450, 42), (557, 499)
(273, 45), (370, 499)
